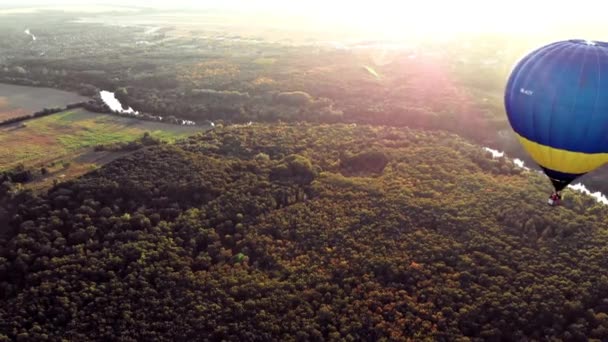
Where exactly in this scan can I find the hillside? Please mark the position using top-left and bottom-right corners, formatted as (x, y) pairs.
(2, 124), (608, 341)
(6, 11), (608, 195)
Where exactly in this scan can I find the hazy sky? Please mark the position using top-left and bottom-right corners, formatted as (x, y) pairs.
(2, 0), (608, 39)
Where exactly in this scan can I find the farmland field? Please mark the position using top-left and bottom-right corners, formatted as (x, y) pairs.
(0, 108), (206, 188)
(0, 83), (88, 121)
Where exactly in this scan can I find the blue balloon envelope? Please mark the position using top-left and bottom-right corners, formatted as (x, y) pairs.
(505, 39), (608, 191)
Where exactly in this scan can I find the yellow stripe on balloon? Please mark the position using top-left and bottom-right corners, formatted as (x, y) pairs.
(515, 134), (608, 174)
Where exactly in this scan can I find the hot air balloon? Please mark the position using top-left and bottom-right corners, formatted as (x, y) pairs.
(504, 39), (608, 204)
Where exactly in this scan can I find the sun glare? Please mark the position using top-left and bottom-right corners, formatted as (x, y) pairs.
(211, 0), (608, 40)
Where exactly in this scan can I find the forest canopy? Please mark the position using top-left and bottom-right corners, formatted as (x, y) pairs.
(2, 123), (608, 341)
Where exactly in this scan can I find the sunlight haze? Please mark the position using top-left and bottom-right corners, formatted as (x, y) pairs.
(3, 0), (608, 40)
(5, 0), (608, 340)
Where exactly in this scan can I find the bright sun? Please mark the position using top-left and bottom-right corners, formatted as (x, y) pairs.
(210, 0), (608, 40)
(34, 0), (608, 41)
(318, 0), (608, 37)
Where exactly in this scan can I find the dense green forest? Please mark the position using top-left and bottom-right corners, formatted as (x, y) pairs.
(2, 124), (608, 341)
(0, 14), (520, 154)
(5, 12), (608, 194)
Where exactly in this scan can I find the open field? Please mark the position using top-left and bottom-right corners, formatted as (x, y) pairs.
(0, 108), (207, 188)
(0, 96), (27, 121)
(0, 83), (88, 121)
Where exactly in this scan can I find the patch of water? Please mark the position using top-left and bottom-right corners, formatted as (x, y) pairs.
(99, 90), (200, 127)
(100, 90), (138, 114)
(24, 28), (36, 41)
(483, 147), (607, 205)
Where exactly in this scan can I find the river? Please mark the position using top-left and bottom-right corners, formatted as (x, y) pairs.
(99, 90), (198, 126)
(483, 147), (608, 205)
(99, 90), (138, 114)
(24, 28), (36, 41)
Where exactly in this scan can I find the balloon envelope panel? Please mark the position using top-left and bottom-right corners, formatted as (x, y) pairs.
(504, 39), (608, 189)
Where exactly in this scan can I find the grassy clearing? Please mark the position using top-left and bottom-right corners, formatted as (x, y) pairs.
(0, 108), (206, 172)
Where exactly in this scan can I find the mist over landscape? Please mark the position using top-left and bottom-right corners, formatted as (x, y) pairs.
(2, 1), (608, 340)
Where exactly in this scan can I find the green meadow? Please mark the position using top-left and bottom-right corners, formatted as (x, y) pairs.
(0, 108), (205, 171)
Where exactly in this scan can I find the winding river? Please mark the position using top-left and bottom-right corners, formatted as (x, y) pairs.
(99, 90), (198, 126)
(483, 147), (608, 205)
(24, 28), (36, 41)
